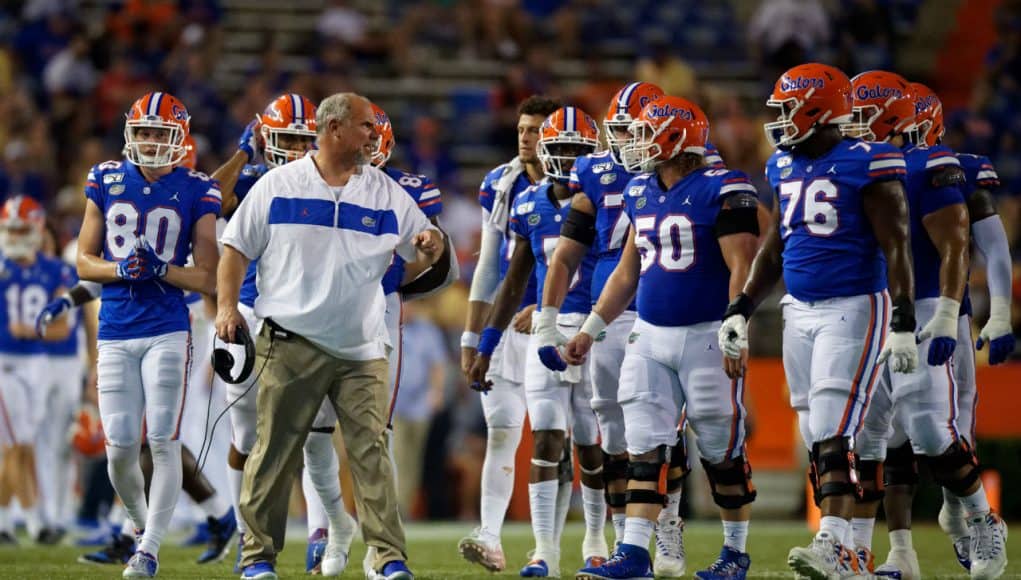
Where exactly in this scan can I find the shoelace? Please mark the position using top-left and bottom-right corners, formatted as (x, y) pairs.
(707, 557), (740, 574)
(972, 517), (1004, 559)
(656, 522), (685, 558)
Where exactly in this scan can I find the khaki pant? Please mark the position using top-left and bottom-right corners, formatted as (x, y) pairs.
(391, 417), (431, 517)
(239, 323), (406, 569)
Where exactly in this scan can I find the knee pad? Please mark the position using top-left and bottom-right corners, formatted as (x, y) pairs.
(700, 455), (757, 509)
(667, 431), (690, 493)
(103, 412), (140, 449)
(810, 437), (859, 501)
(857, 458), (885, 503)
(883, 442), (919, 487)
(625, 446), (667, 506)
(529, 399), (566, 432)
(603, 455), (629, 509)
(924, 440), (980, 496)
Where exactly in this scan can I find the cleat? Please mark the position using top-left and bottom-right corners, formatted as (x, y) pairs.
(78, 533), (135, 564)
(968, 512), (1007, 580)
(233, 534), (244, 574)
(458, 527), (506, 572)
(575, 543), (652, 579)
(380, 560), (414, 580)
(694, 545), (751, 579)
(856, 547), (875, 575)
(939, 503), (972, 570)
(583, 556), (606, 568)
(654, 517), (686, 577)
(875, 548), (919, 580)
(196, 509), (237, 564)
(582, 531), (609, 566)
(122, 550), (158, 578)
(179, 521), (209, 547)
(306, 528), (328, 573)
(787, 531), (858, 579)
(520, 558), (552, 577)
(321, 511), (358, 577)
(241, 561), (278, 580)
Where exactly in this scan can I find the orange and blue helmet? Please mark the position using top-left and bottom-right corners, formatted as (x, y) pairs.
(370, 102), (395, 168)
(538, 106), (600, 182)
(0, 195), (45, 259)
(845, 70), (915, 142)
(621, 96), (709, 173)
(124, 91), (191, 168)
(604, 82), (665, 165)
(908, 82), (944, 147)
(256, 93), (317, 167)
(764, 63), (853, 149)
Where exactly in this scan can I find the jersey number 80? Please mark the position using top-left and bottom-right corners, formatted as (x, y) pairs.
(105, 202), (183, 262)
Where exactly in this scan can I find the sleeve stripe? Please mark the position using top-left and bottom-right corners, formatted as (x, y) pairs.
(873, 152), (903, 159)
(869, 158), (907, 170)
(720, 183), (757, 195)
(419, 189), (441, 201)
(868, 168), (907, 177)
(418, 198), (442, 208)
(478, 190), (490, 198)
(925, 156), (961, 169)
(928, 150), (956, 158)
(86, 181), (99, 188)
(723, 177), (749, 184)
(201, 196), (222, 204)
(977, 170), (999, 180)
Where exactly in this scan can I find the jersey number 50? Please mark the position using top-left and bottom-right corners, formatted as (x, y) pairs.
(106, 202), (183, 262)
(634, 215), (695, 273)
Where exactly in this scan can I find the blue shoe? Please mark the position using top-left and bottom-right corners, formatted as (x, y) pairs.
(122, 550), (158, 578)
(694, 546), (751, 579)
(380, 559), (414, 579)
(520, 559), (550, 577)
(76, 523), (119, 547)
(77, 533), (136, 564)
(180, 521), (209, 547)
(233, 534), (244, 574)
(576, 544), (653, 580)
(241, 561), (278, 580)
(305, 528), (327, 573)
(196, 509), (237, 564)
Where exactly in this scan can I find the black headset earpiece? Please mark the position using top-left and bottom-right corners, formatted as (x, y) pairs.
(212, 325), (255, 384)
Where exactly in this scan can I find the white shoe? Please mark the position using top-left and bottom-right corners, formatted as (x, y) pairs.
(457, 527), (506, 572)
(939, 502), (972, 570)
(969, 512), (1008, 579)
(322, 511), (357, 577)
(122, 550), (158, 578)
(875, 548), (920, 580)
(787, 531), (858, 579)
(581, 529), (609, 563)
(653, 516), (686, 578)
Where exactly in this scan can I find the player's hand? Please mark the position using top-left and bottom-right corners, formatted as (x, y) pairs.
(723, 347), (748, 380)
(563, 332), (593, 366)
(460, 346), (477, 376)
(215, 306), (248, 344)
(133, 238), (168, 279)
(977, 296), (1015, 365)
(238, 120), (258, 162)
(467, 354), (493, 393)
(878, 331), (918, 373)
(115, 254), (146, 281)
(535, 308), (569, 371)
(718, 314), (748, 360)
(512, 304), (536, 334)
(414, 229), (443, 259)
(916, 297), (959, 366)
(36, 296), (72, 338)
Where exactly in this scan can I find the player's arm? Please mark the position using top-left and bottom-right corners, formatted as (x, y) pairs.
(77, 199), (121, 283)
(214, 121), (259, 216)
(35, 281), (101, 338)
(461, 209), (503, 372)
(716, 193), (762, 378)
(735, 193), (783, 307)
(39, 286), (72, 341)
(162, 213), (218, 295)
(917, 200), (970, 365)
(967, 186), (1016, 363)
(399, 216), (455, 295)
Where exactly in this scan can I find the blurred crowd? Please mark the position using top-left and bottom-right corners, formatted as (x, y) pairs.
(2, 0), (1020, 523)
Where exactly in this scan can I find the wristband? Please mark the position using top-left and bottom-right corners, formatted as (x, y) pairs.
(989, 295), (1011, 321)
(580, 312), (608, 339)
(460, 331), (480, 349)
(890, 295), (916, 333)
(477, 327), (503, 356)
(723, 292), (755, 320)
(536, 306), (558, 329)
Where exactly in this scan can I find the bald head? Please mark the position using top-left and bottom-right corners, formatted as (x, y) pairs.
(315, 92), (375, 167)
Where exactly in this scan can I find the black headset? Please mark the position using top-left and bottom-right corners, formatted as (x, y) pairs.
(211, 325), (256, 384)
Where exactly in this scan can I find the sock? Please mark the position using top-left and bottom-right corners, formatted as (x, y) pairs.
(528, 479), (558, 559)
(622, 517), (655, 550)
(819, 516), (850, 545)
(722, 520), (748, 553)
(851, 517), (875, 550)
(581, 484), (606, 537)
(479, 426), (520, 542)
(0, 507), (10, 533)
(302, 431), (354, 537)
(553, 479), (571, 545)
(106, 443), (148, 536)
(889, 529), (913, 551)
(941, 488), (968, 539)
(138, 439), (182, 556)
(843, 525), (854, 551)
(663, 490), (682, 518)
(958, 485), (991, 518)
(226, 465), (248, 535)
(197, 493), (230, 520)
(120, 518), (134, 537)
(301, 468), (330, 536)
(611, 513), (626, 546)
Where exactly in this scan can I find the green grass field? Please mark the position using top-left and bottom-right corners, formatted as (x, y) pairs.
(0, 521), (1015, 579)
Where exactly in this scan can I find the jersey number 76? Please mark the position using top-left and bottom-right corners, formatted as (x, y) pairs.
(779, 179), (839, 239)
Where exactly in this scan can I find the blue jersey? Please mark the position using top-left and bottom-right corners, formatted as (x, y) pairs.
(623, 168), (757, 326)
(903, 145), (967, 301)
(381, 166), (443, 295)
(509, 182), (597, 315)
(479, 163), (538, 308)
(765, 138), (906, 301)
(568, 151), (634, 306)
(705, 141), (726, 169)
(234, 163), (266, 309)
(0, 254), (73, 355)
(41, 258), (80, 356)
(85, 160), (222, 339)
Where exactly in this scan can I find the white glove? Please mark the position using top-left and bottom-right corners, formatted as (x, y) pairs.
(535, 307), (568, 347)
(917, 297), (960, 343)
(718, 314), (748, 360)
(979, 295), (1013, 345)
(877, 331), (918, 373)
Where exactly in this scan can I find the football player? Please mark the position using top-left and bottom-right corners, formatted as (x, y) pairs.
(0, 196), (74, 545)
(457, 95), (561, 573)
(76, 91), (221, 578)
(569, 97), (760, 580)
(210, 93), (357, 576)
(468, 106), (604, 577)
(718, 63), (918, 579)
